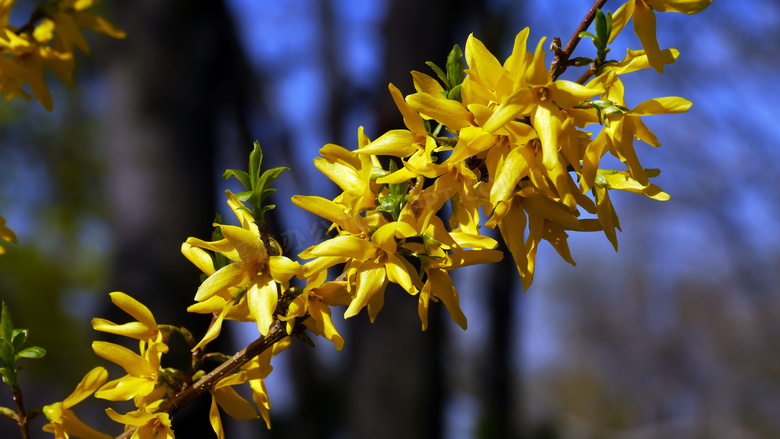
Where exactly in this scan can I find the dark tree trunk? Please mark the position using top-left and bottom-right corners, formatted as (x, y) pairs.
(102, 0), (256, 436)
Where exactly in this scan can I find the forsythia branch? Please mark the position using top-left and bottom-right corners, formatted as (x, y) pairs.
(113, 318), (301, 439)
(551, 0), (610, 79)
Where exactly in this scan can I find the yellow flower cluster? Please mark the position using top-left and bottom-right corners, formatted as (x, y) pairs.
(291, 0), (711, 327)
(42, 291), (288, 438)
(0, 0), (125, 111)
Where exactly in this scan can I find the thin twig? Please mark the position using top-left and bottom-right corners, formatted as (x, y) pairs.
(550, 0), (609, 80)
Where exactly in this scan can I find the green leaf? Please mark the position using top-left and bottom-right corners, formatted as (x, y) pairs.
(235, 191), (253, 202)
(425, 61), (449, 89)
(595, 9), (607, 47)
(0, 340), (13, 366)
(248, 141), (264, 190)
(446, 44), (465, 90)
(16, 346), (45, 359)
(223, 169), (252, 191)
(257, 166), (289, 193)
(0, 302), (12, 342)
(11, 329), (27, 352)
(606, 11), (613, 42)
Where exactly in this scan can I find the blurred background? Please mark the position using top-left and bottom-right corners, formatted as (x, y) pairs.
(1, 0), (779, 438)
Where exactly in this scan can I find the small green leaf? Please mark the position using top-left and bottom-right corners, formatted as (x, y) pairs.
(248, 141), (264, 190)
(606, 11), (613, 41)
(235, 191), (253, 202)
(595, 9), (607, 47)
(223, 169), (252, 191)
(257, 167), (289, 193)
(11, 329), (27, 352)
(446, 44), (465, 90)
(0, 340), (14, 365)
(16, 346), (46, 359)
(426, 61), (449, 89)
(0, 302), (12, 342)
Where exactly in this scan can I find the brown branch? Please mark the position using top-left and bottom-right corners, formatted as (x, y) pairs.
(550, 0), (609, 80)
(12, 387), (29, 439)
(114, 318), (301, 439)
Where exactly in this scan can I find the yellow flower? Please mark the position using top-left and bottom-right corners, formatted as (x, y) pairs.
(105, 408), (174, 439)
(92, 338), (169, 405)
(0, 26), (74, 110)
(282, 277), (351, 350)
(51, 0), (126, 55)
(92, 292), (160, 342)
(0, 215), (17, 254)
(609, 0), (712, 73)
(42, 367), (111, 439)
(208, 373), (258, 439)
(244, 338), (289, 428)
(184, 191), (305, 342)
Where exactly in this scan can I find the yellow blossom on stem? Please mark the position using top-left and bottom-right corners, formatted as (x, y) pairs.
(184, 190), (306, 342)
(42, 367), (111, 439)
(105, 408), (174, 439)
(609, 0), (712, 73)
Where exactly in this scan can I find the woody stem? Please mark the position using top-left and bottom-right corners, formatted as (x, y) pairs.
(550, 0), (610, 80)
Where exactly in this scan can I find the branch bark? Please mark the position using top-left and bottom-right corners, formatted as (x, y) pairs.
(550, 0), (610, 80)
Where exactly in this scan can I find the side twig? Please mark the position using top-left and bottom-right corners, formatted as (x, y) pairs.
(550, 0), (609, 80)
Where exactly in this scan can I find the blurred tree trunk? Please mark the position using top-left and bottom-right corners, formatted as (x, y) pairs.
(345, 1), (489, 438)
(102, 0), (255, 436)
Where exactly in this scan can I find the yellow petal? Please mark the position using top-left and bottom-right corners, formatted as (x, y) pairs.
(299, 235), (375, 260)
(429, 269), (467, 330)
(209, 396), (226, 439)
(503, 27), (531, 77)
(633, 1), (664, 73)
(291, 195), (358, 233)
(385, 253), (417, 295)
(268, 255), (305, 283)
(356, 129), (419, 157)
(490, 144), (531, 205)
(405, 92), (472, 130)
(525, 37), (549, 86)
(314, 157), (366, 195)
(550, 80), (604, 109)
(91, 320), (155, 341)
(182, 242), (216, 275)
(59, 410), (111, 439)
(194, 263), (248, 302)
(108, 292), (157, 332)
(629, 96), (692, 115)
(344, 261), (387, 319)
(92, 341), (155, 377)
(389, 83), (427, 135)
(609, 0), (636, 43)
(247, 278), (278, 336)
(213, 386), (258, 420)
(411, 70), (445, 95)
(62, 367), (108, 409)
(220, 225), (267, 262)
(646, 0), (712, 14)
